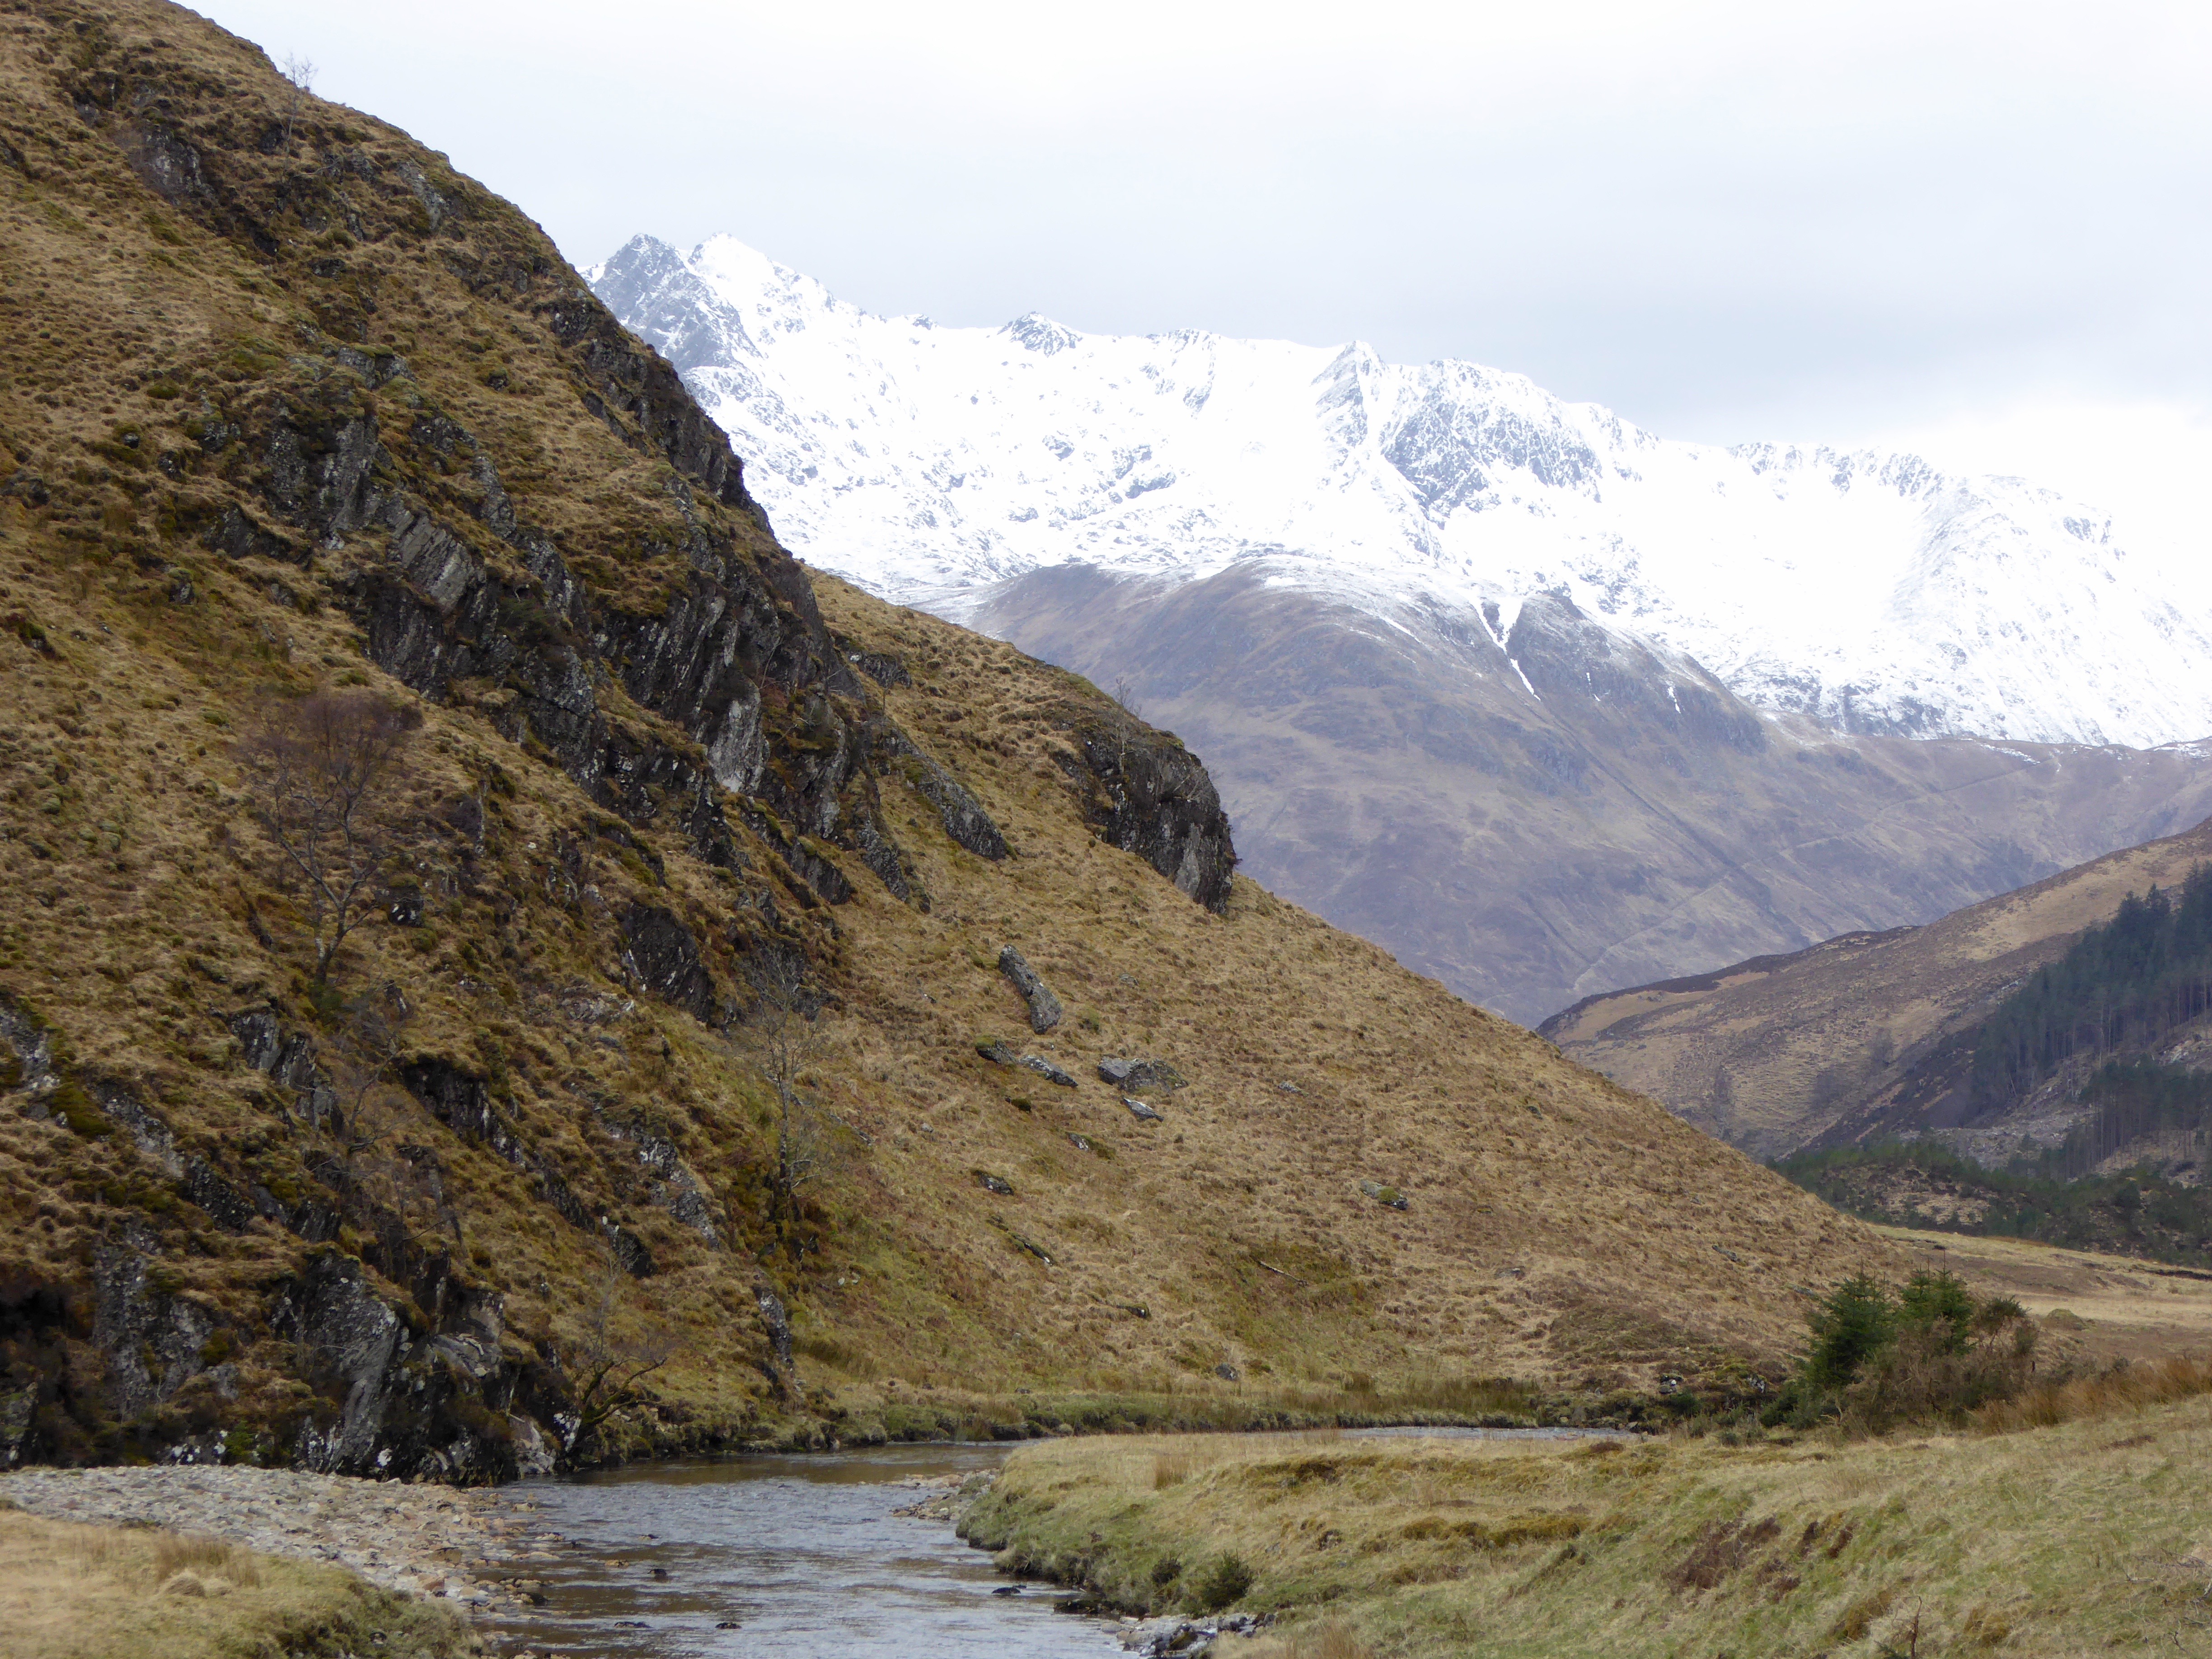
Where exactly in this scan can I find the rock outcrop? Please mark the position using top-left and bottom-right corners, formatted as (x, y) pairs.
(998, 947), (1064, 1034)
(1050, 703), (1236, 913)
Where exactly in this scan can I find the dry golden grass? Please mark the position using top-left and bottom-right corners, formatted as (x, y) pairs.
(0, 0), (1893, 1463)
(1975, 1353), (2212, 1434)
(0, 1506), (470, 1659)
(1879, 1223), (2212, 1366)
(974, 1391), (2212, 1656)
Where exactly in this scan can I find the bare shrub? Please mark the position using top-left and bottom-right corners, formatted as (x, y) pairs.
(278, 52), (314, 151)
(556, 1234), (677, 1453)
(238, 687), (420, 987)
(734, 953), (831, 1247)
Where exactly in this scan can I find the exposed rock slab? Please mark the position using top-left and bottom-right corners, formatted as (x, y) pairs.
(998, 947), (1064, 1033)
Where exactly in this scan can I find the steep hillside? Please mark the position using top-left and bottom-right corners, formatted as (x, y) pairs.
(1544, 817), (2212, 1158)
(593, 237), (2212, 1024)
(0, 0), (1877, 1481)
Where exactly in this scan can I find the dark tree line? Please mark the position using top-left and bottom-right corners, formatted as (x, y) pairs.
(1969, 864), (2212, 1111)
(2042, 1060), (2212, 1181)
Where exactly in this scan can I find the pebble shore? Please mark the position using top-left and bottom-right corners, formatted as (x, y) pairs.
(0, 1465), (574, 1616)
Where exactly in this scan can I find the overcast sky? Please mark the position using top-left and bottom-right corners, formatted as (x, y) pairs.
(196, 0), (2212, 559)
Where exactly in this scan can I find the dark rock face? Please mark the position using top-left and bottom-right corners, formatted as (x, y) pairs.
(599, 1115), (722, 1245)
(621, 904), (722, 1025)
(880, 729), (1008, 861)
(997, 947), (1064, 1034)
(399, 1057), (656, 1277)
(272, 1251), (529, 1483)
(1098, 1057), (1186, 1094)
(1050, 705), (1236, 913)
(0, 993), (53, 1095)
(92, 1241), (217, 1421)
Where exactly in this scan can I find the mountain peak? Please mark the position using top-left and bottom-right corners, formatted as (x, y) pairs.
(594, 236), (2212, 750)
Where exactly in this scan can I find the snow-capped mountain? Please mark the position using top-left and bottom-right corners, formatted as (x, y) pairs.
(590, 233), (2212, 751)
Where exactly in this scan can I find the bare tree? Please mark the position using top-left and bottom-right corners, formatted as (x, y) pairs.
(734, 956), (830, 1247)
(1108, 674), (1145, 723)
(558, 1235), (676, 1451)
(239, 687), (420, 988)
(279, 53), (315, 152)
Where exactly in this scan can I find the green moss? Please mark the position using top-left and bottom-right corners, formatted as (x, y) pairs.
(48, 1078), (111, 1139)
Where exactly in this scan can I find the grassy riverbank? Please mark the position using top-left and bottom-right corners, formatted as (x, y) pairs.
(763, 1372), (1663, 1452)
(0, 1506), (476, 1659)
(964, 1381), (2212, 1656)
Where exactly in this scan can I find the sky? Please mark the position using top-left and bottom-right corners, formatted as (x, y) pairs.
(193, 0), (2212, 563)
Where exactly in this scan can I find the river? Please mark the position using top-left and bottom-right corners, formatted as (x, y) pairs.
(484, 1428), (1622, 1657)
(485, 1443), (1123, 1659)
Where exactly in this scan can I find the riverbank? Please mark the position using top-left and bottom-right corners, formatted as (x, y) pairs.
(726, 1374), (1679, 1456)
(0, 1464), (600, 1657)
(0, 1499), (477, 1659)
(961, 1396), (2212, 1656)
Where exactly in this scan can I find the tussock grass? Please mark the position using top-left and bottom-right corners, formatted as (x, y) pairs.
(0, 1508), (470, 1659)
(1974, 1352), (2212, 1434)
(968, 1389), (2212, 1656)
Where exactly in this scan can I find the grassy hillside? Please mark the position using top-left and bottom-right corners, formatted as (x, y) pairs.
(0, 0), (1882, 1479)
(1545, 815), (2212, 1158)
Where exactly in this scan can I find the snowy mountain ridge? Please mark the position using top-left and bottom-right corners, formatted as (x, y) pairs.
(590, 233), (2212, 750)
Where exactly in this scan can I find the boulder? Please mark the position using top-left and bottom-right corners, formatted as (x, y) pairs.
(1099, 1056), (1186, 1093)
(1125, 1097), (1163, 1123)
(977, 1172), (1014, 1196)
(1018, 1055), (1077, 1087)
(974, 1037), (1017, 1065)
(1360, 1179), (1410, 1211)
(997, 947), (1063, 1033)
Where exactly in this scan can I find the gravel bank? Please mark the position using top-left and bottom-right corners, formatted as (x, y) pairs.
(0, 1465), (574, 1615)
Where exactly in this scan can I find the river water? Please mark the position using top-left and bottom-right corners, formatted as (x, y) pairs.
(487, 1443), (1124, 1659)
(485, 1428), (1623, 1658)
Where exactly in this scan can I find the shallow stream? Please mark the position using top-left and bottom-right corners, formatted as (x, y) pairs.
(485, 1428), (1623, 1657)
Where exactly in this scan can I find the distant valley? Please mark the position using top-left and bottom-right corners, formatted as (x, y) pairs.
(592, 236), (2212, 1022)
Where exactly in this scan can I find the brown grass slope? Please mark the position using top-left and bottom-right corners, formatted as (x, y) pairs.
(0, 0), (1880, 1477)
(1543, 815), (2212, 1158)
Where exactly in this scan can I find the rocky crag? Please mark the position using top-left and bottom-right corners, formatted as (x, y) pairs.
(0, 0), (1881, 1483)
